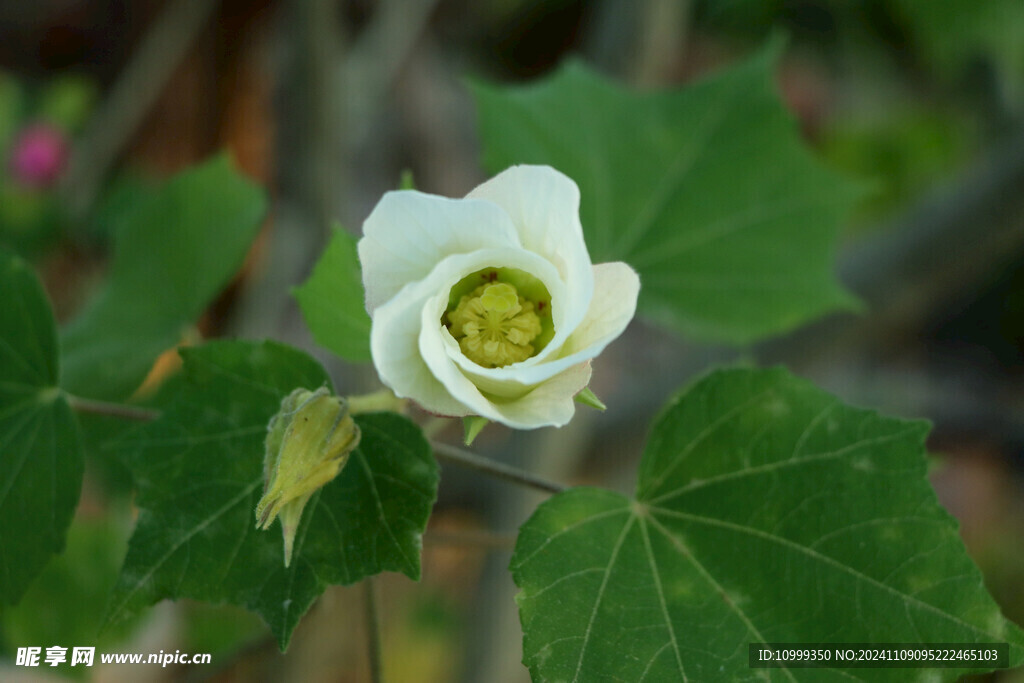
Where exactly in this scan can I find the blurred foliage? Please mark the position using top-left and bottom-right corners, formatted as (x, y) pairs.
(0, 519), (138, 669)
(891, 0), (1024, 87)
(0, 70), (96, 255)
(820, 105), (973, 224)
(60, 155), (266, 401)
(475, 43), (861, 344)
(0, 248), (82, 606)
(386, 592), (465, 683)
(295, 225), (373, 363)
(181, 601), (265, 659)
(692, 0), (1022, 225)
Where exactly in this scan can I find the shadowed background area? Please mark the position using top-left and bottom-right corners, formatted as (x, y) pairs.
(0, 1), (1022, 681)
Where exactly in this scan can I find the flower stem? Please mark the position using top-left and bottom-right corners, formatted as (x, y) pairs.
(430, 441), (567, 495)
(65, 395), (161, 421)
(364, 577), (383, 683)
(347, 389), (406, 415)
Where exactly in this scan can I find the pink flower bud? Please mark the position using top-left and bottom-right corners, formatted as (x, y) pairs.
(8, 123), (68, 189)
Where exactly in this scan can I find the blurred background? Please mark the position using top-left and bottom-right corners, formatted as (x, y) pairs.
(0, 0), (1023, 681)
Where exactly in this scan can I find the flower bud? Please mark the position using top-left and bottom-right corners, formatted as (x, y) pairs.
(255, 387), (360, 566)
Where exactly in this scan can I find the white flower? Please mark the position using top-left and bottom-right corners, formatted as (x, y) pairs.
(358, 165), (639, 429)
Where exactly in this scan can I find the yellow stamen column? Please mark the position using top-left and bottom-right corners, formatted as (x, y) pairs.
(446, 282), (543, 368)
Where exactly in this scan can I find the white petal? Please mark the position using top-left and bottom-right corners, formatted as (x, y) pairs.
(370, 282), (469, 419)
(359, 190), (521, 311)
(419, 295), (592, 429)
(450, 261), (639, 389)
(466, 165), (594, 335)
(370, 247), (562, 416)
(466, 165), (590, 283)
(488, 361), (591, 429)
(560, 262), (640, 356)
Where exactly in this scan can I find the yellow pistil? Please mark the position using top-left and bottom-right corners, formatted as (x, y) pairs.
(446, 282), (542, 368)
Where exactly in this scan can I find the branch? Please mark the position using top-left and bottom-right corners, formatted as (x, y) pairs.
(60, 0), (220, 218)
(342, 0), (444, 148)
(431, 441), (567, 495)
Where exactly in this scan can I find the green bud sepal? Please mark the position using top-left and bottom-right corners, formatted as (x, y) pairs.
(255, 387), (360, 566)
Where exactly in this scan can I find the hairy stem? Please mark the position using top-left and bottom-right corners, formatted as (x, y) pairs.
(431, 441), (567, 495)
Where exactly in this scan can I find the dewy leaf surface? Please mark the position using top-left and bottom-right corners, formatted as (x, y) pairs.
(473, 42), (861, 344)
(512, 367), (1024, 682)
(294, 226), (372, 363)
(0, 248), (83, 604)
(106, 340), (437, 649)
(61, 155), (267, 400)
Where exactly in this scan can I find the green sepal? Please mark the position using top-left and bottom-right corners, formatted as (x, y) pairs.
(463, 415), (489, 446)
(574, 386), (607, 411)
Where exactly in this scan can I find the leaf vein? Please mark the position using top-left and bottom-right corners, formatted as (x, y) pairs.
(645, 513), (797, 683)
(639, 516), (688, 681)
(108, 481), (260, 623)
(650, 507), (1000, 640)
(571, 515), (636, 683)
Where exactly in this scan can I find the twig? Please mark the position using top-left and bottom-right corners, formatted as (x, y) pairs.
(632, 0), (691, 85)
(60, 0), (220, 218)
(227, 0), (343, 341)
(431, 441), (567, 495)
(364, 577), (384, 683)
(65, 395), (161, 421)
(343, 0), (444, 148)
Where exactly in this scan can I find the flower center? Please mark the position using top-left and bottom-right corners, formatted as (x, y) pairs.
(444, 268), (552, 368)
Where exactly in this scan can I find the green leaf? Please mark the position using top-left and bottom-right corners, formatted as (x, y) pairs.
(512, 367), (1024, 681)
(892, 0), (1024, 88)
(61, 155), (267, 400)
(0, 248), (83, 604)
(1, 518), (138, 652)
(472, 42), (861, 344)
(106, 340), (437, 649)
(294, 226), (372, 363)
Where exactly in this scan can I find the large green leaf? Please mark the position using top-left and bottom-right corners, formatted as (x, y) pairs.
(105, 340), (437, 649)
(512, 367), (1024, 681)
(0, 248), (83, 604)
(473, 42), (861, 344)
(61, 155), (267, 400)
(294, 226), (372, 363)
